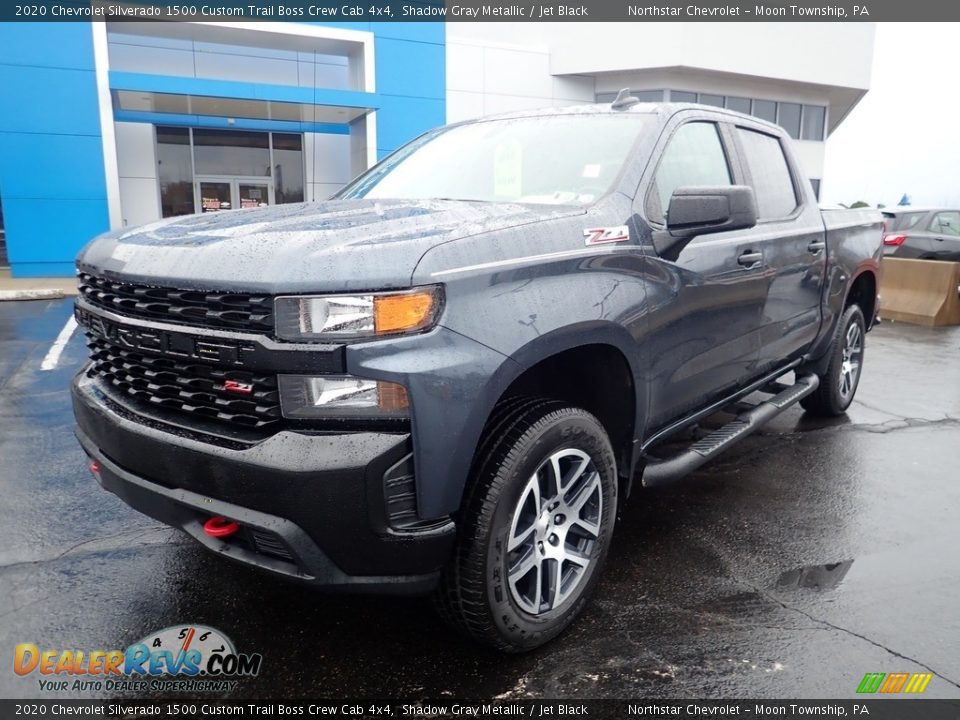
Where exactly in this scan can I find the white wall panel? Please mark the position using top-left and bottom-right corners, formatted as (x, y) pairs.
(119, 177), (161, 228)
(793, 140), (826, 180)
(447, 90), (485, 123)
(551, 75), (595, 103)
(115, 122), (157, 180)
(304, 132), (352, 188)
(309, 182), (345, 201)
(446, 43), (484, 93)
(483, 47), (552, 98)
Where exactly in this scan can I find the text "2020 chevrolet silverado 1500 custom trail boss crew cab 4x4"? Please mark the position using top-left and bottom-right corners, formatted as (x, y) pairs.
(73, 94), (882, 651)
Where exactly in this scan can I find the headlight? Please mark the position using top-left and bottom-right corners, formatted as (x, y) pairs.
(274, 286), (443, 341)
(277, 375), (409, 419)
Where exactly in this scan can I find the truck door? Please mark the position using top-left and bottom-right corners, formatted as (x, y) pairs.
(639, 119), (768, 430)
(730, 125), (826, 374)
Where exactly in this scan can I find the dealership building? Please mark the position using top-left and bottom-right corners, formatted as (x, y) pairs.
(0, 21), (874, 277)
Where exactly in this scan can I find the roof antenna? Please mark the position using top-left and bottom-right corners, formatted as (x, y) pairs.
(611, 88), (640, 110)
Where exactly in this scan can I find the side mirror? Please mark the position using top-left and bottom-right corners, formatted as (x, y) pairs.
(654, 185), (758, 257)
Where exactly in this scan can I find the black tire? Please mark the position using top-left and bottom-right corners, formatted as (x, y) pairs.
(801, 303), (866, 417)
(434, 399), (618, 652)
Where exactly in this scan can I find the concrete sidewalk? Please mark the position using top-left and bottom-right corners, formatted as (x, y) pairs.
(0, 268), (77, 300)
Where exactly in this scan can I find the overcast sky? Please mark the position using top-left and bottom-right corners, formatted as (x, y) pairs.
(823, 23), (960, 208)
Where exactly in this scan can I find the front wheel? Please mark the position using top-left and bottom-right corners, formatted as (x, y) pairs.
(435, 399), (618, 652)
(801, 304), (866, 416)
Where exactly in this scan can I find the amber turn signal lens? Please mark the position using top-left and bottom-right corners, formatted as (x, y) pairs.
(377, 382), (410, 412)
(374, 290), (438, 335)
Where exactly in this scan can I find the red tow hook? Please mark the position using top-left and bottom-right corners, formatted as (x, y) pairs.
(89, 461), (101, 475)
(203, 516), (240, 538)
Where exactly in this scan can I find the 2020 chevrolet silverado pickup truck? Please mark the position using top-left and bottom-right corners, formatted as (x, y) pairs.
(72, 97), (883, 651)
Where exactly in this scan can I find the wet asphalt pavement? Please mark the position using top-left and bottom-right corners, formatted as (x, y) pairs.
(1, 298), (959, 701)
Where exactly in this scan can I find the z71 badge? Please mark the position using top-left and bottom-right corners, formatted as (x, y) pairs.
(583, 226), (630, 246)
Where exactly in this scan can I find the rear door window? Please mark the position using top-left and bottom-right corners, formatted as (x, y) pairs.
(883, 212), (925, 232)
(651, 122), (732, 223)
(735, 128), (798, 220)
(929, 211), (960, 236)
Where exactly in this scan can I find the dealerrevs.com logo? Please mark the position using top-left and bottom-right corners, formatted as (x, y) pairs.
(14, 625), (262, 693)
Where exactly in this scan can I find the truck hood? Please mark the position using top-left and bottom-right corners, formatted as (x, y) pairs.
(78, 198), (585, 293)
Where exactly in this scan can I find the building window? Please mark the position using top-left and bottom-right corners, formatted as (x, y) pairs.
(107, 27), (357, 91)
(699, 93), (725, 108)
(662, 92), (828, 143)
(0, 191), (7, 268)
(272, 133), (305, 205)
(157, 127), (195, 218)
(776, 103), (802, 140)
(193, 129), (271, 177)
(801, 105), (826, 141)
(595, 90), (664, 103)
(725, 96), (751, 114)
(157, 126), (306, 218)
(751, 99), (777, 123)
(669, 90), (698, 103)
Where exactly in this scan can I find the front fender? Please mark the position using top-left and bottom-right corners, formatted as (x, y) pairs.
(346, 326), (520, 519)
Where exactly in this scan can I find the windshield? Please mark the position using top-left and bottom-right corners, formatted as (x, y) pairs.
(338, 114), (651, 206)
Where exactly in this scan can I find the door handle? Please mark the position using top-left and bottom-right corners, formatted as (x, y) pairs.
(738, 251), (762, 266)
(934, 237), (945, 242)
(807, 240), (826, 253)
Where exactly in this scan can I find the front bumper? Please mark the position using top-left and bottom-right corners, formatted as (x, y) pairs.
(72, 373), (456, 593)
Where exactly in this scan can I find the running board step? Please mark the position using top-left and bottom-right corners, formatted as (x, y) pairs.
(641, 373), (820, 488)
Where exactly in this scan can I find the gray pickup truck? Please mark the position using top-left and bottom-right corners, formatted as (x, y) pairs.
(72, 96), (882, 651)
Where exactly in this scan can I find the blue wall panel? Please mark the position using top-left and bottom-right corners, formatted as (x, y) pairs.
(0, 23), (95, 71)
(371, 22), (445, 45)
(0, 134), (106, 200)
(0, 22), (109, 277)
(375, 39), (446, 100)
(3, 198), (108, 271)
(369, 25), (446, 156)
(375, 95), (445, 156)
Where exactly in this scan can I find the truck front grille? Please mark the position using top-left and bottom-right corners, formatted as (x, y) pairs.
(78, 272), (274, 333)
(86, 334), (282, 429)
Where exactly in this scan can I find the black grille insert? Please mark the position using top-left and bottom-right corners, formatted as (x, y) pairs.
(86, 334), (281, 429)
(249, 529), (295, 562)
(78, 272), (273, 332)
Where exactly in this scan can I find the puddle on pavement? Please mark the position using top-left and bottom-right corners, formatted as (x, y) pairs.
(775, 560), (854, 591)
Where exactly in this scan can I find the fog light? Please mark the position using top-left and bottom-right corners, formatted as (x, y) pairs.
(277, 375), (409, 419)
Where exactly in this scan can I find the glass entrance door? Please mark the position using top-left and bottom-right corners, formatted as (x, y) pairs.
(195, 176), (273, 213)
(238, 182), (270, 209)
(198, 180), (232, 213)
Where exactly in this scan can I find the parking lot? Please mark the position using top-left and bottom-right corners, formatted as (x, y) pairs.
(1, 297), (958, 700)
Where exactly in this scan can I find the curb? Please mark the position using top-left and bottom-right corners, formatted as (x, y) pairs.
(0, 289), (66, 302)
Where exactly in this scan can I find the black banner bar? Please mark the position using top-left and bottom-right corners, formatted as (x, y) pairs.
(3, 700), (960, 720)
(3, 0), (960, 22)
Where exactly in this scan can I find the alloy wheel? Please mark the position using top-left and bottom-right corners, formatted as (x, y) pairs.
(505, 448), (603, 615)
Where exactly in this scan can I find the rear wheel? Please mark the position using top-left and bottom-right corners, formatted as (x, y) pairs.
(801, 304), (866, 416)
(435, 399), (617, 652)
